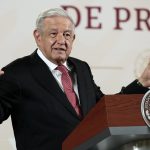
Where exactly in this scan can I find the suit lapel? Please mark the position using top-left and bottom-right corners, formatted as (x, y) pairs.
(29, 51), (79, 118)
(68, 58), (89, 117)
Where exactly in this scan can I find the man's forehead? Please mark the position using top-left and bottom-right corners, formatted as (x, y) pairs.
(44, 16), (72, 23)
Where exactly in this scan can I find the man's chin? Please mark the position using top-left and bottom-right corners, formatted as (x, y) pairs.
(55, 56), (67, 65)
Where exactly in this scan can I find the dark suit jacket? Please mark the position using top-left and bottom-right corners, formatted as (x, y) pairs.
(0, 50), (148, 150)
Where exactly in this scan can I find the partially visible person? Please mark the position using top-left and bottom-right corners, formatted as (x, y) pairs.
(0, 8), (149, 150)
(138, 61), (150, 87)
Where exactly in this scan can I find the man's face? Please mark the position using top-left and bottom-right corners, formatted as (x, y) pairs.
(34, 16), (75, 64)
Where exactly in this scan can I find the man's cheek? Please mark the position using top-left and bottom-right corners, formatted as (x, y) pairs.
(49, 40), (56, 46)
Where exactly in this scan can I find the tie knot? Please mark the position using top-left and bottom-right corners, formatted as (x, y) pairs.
(56, 65), (68, 74)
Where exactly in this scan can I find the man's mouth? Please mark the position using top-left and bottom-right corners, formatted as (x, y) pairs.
(53, 48), (66, 51)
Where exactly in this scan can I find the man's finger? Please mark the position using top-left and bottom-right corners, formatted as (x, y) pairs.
(0, 70), (4, 75)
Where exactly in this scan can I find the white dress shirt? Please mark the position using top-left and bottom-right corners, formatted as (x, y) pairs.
(37, 49), (80, 105)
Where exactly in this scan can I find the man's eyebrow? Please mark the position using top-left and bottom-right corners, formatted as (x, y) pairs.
(49, 29), (57, 31)
(64, 30), (73, 33)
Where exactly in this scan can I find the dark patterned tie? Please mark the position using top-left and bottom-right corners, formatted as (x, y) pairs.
(57, 65), (81, 116)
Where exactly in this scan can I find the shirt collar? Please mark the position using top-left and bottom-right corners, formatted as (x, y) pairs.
(37, 49), (70, 71)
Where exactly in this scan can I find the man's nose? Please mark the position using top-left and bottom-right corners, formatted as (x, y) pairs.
(56, 34), (65, 44)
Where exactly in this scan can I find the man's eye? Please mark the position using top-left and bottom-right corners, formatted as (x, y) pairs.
(64, 33), (71, 39)
(50, 33), (57, 38)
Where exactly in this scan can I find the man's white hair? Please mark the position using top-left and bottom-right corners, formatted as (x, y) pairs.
(36, 8), (75, 31)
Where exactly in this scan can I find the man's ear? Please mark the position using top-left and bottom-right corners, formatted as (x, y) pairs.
(73, 34), (75, 41)
(33, 30), (40, 41)
(33, 29), (41, 44)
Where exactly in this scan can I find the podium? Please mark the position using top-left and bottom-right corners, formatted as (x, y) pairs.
(62, 94), (150, 150)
